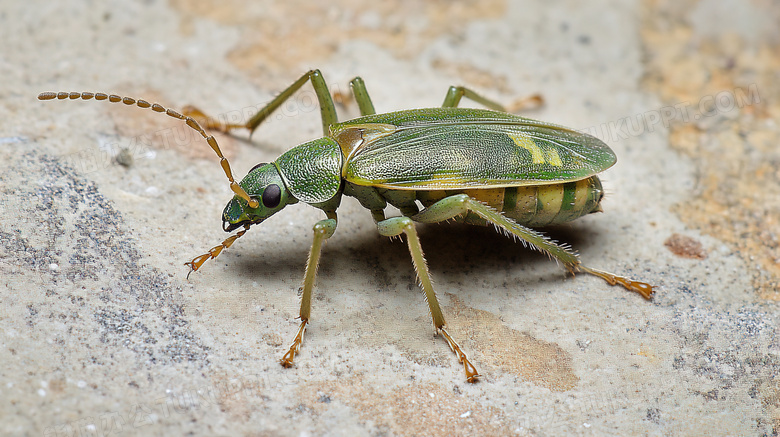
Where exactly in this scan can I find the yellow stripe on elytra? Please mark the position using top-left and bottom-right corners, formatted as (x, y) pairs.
(545, 148), (563, 166)
(509, 133), (562, 166)
(509, 133), (545, 164)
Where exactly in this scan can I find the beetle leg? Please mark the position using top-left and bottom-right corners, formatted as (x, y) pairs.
(183, 70), (338, 138)
(180, 105), (247, 132)
(574, 266), (654, 300)
(442, 86), (506, 110)
(248, 70), (338, 137)
(281, 214), (338, 368)
(441, 86), (543, 113)
(348, 77), (377, 116)
(376, 216), (480, 383)
(185, 224), (251, 277)
(411, 194), (655, 300)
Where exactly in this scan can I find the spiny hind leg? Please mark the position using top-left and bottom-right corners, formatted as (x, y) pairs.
(376, 216), (480, 383)
(411, 194), (655, 300)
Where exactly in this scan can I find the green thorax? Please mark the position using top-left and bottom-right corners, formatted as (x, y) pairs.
(274, 137), (343, 204)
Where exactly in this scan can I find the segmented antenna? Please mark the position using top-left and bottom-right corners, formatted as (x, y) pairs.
(37, 91), (260, 209)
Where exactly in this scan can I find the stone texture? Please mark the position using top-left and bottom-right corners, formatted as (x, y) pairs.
(1, 0), (778, 435)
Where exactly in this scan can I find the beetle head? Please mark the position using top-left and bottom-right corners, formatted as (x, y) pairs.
(222, 163), (293, 232)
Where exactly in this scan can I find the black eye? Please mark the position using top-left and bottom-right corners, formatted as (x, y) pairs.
(261, 184), (282, 208)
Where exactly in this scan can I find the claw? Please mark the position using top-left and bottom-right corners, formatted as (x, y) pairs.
(578, 266), (655, 300)
(439, 326), (480, 383)
(281, 319), (308, 367)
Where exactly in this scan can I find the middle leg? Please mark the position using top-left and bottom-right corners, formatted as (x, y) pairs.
(376, 216), (480, 383)
(441, 85), (543, 112)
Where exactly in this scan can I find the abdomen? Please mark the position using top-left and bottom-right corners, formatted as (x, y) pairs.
(416, 176), (604, 227)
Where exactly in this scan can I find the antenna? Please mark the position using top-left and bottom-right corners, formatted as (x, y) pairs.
(38, 91), (260, 209)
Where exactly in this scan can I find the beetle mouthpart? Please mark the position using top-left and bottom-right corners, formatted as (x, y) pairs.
(223, 217), (265, 232)
(223, 220), (249, 232)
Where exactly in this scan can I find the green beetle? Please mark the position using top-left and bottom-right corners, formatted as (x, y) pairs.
(39, 70), (653, 383)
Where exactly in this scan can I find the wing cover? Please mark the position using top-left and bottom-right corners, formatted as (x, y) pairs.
(339, 108), (616, 190)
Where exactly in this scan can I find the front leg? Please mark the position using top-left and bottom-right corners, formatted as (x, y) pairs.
(281, 213), (337, 367)
(184, 69), (339, 137)
(377, 216), (480, 383)
(185, 224), (250, 276)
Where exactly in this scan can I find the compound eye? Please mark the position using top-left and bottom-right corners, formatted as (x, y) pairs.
(261, 184), (282, 208)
